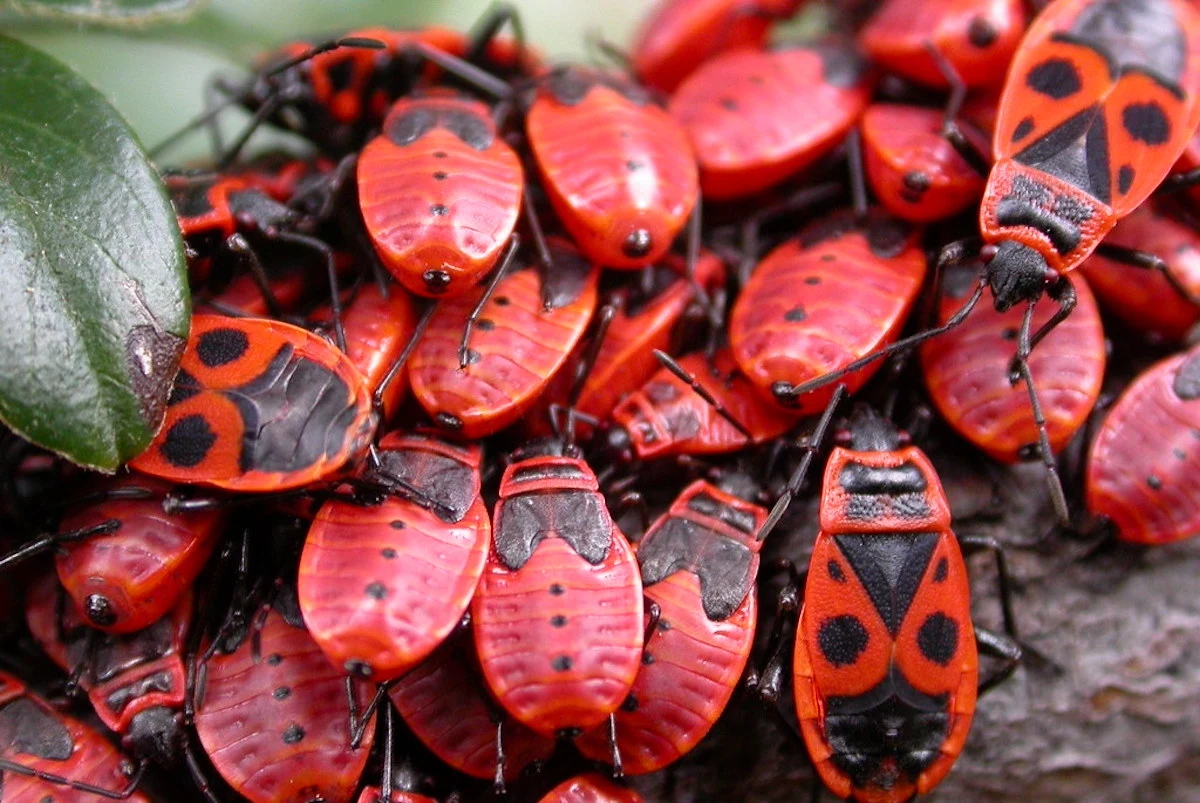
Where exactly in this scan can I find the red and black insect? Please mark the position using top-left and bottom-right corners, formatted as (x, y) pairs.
(298, 431), (490, 680)
(729, 211), (927, 415)
(49, 476), (225, 633)
(669, 41), (874, 199)
(859, 102), (990, 222)
(537, 773), (646, 803)
(575, 477), (768, 774)
(129, 314), (377, 492)
(389, 624), (555, 784)
(357, 91), (524, 298)
(759, 402), (1020, 802)
(0, 669), (149, 801)
(921, 269), (1105, 464)
(471, 440), (644, 744)
(408, 238), (600, 439)
(526, 66), (699, 267)
(1086, 343), (1200, 545)
(608, 348), (797, 461)
(629, 0), (805, 92)
(311, 280), (420, 420)
(192, 586), (376, 803)
(1079, 201), (1200, 343)
(859, 0), (1027, 90)
(25, 571), (191, 767)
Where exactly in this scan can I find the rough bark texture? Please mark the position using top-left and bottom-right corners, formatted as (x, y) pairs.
(623, 446), (1200, 803)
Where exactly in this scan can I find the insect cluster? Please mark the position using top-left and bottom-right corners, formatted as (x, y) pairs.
(3, 0), (1200, 800)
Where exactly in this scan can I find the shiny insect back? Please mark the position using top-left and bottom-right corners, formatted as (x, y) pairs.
(576, 478), (768, 774)
(409, 238), (600, 438)
(537, 773), (646, 803)
(527, 66), (699, 267)
(358, 92), (524, 297)
(471, 441), (644, 741)
(1086, 343), (1200, 545)
(129, 315), (376, 492)
(0, 670), (150, 802)
(193, 586), (376, 803)
(25, 571), (191, 767)
(981, 0), (1200, 310)
(298, 431), (491, 680)
(791, 409), (983, 802)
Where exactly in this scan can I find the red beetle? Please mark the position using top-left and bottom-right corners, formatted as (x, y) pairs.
(669, 42), (874, 199)
(859, 0), (1027, 90)
(537, 773), (645, 803)
(193, 588), (376, 803)
(630, 0), (805, 92)
(576, 478), (768, 774)
(760, 403), (1020, 802)
(608, 348), (797, 461)
(357, 92), (524, 298)
(527, 66), (699, 267)
(471, 441), (644, 742)
(1079, 202), (1200, 344)
(729, 211), (927, 415)
(389, 625), (555, 783)
(25, 572), (191, 767)
(1086, 343), (1200, 545)
(129, 314), (377, 492)
(312, 281), (419, 420)
(977, 0), (1200, 314)
(51, 475), (224, 633)
(921, 269), (1105, 463)
(859, 103), (989, 222)
(0, 670), (149, 801)
(409, 238), (600, 438)
(298, 431), (490, 680)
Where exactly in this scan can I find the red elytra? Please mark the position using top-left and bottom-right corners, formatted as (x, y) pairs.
(610, 348), (797, 460)
(630, 0), (805, 92)
(129, 314), (376, 492)
(860, 103), (990, 222)
(669, 43), (874, 200)
(298, 431), (490, 680)
(921, 270), (1105, 463)
(358, 93), (524, 297)
(409, 239), (600, 439)
(194, 594), (376, 803)
(54, 475), (224, 634)
(389, 626), (555, 781)
(537, 773), (646, 803)
(1086, 345), (1200, 545)
(472, 450), (644, 737)
(312, 281), (419, 419)
(793, 411), (979, 802)
(527, 67), (699, 267)
(0, 670), (150, 802)
(729, 212), (927, 415)
(859, 0), (1027, 89)
(25, 572), (190, 766)
(356, 789), (437, 803)
(576, 479), (768, 774)
(1079, 202), (1200, 343)
(980, 0), (1200, 311)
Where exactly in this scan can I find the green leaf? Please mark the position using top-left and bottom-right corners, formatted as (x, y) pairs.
(0, 0), (204, 27)
(0, 35), (189, 471)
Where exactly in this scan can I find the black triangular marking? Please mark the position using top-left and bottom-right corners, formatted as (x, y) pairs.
(834, 533), (938, 635)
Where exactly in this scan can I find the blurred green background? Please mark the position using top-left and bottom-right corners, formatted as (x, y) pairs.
(9, 0), (653, 160)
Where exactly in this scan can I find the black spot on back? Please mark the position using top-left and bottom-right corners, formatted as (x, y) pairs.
(818, 615), (870, 667)
(550, 615), (567, 627)
(161, 414), (217, 468)
(325, 59), (356, 93)
(828, 560), (846, 583)
(423, 269), (452, 293)
(967, 16), (999, 48)
(720, 97), (738, 111)
(1123, 102), (1171, 145)
(1173, 353), (1200, 400)
(1026, 58), (1082, 99)
(196, 328), (249, 368)
(282, 724), (305, 744)
(623, 230), (654, 259)
(440, 107), (494, 150)
(381, 547), (398, 558)
(549, 583), (565, 595)
(430, 204), (449, 216)
(552, 655), (572, 672)
(386, 108), (437, 146)
(1117, 164), (1135, 194)
(916, 612), (959, 665)
(785, 306), (807, 322)
(1147, 474), (1163, 490)
(903, 171), (931, 193)
(168, 369), (201, 405)
(365, 582), (387, 599)
(933, 557), (949, 583)
(273, 686), (291, 700)
(1012, 117), (1036, 142)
